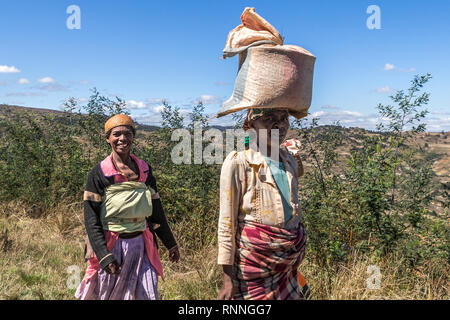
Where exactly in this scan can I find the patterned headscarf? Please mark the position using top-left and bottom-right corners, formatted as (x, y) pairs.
(243, 108), (273, 131)
(243, 108), (289, 131)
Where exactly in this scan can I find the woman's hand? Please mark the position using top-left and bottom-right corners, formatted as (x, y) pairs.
(217, 265), (235, 300)
(169, 245), (180, 263)
(282, 138), (304, 177)
(104, 260), (121, 275)
(281, 138), (301, 156)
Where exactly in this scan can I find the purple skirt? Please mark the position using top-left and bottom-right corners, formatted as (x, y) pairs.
(75, 235), (158, 300)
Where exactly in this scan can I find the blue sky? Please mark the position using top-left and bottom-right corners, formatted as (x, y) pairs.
(1, 0), (449, 130)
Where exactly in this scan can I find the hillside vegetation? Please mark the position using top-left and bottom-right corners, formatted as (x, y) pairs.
(0, 76), (448, 299)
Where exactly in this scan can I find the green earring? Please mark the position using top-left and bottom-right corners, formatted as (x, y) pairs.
(244, 136), (250, 149)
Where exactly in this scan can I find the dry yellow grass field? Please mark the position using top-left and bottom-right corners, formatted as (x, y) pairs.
(1, 200), (448, 300)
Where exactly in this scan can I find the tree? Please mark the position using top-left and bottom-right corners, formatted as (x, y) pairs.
(294, 73), (448, 271)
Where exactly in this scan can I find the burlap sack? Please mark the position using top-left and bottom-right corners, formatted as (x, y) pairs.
(217, 8), (316, 119)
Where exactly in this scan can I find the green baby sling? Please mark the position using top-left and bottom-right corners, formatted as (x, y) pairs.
(100, 181), (155, 233)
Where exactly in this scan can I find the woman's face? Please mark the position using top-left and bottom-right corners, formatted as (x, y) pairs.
(249, 110), (290, 147)
(106, 125), (134, 155)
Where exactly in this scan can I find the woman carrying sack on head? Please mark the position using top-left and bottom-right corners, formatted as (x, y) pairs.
(75, 114), (180, 300)
(216, 8), (315, 300)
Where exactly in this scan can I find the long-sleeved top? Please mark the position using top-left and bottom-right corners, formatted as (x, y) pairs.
(83, 153), (177, 269)
(218, 147), (303, 265)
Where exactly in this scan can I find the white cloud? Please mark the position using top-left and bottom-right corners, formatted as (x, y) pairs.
(384, 63), (395, 71)
(133, 106), (450, 132)
(18, 78), (30, 84)
(302, 109), (450, 132)
(153, 105), (165, 113)
(342, 110), (363, 117)
(423, 115), (450, 131)
(430, 111), (450, 116)
(79, 80), (90, 85)
(146, 98), (166, 105)
(0, 65), (20, 73)
(304, 110), (380, 129)
(195, 94), (221, 105)
(37, 77), (55, 83)
(179, 109), (191, 115)
(126, 98), (170, 112)
(383, 63), (416, 73)
(126, 100), (146, 109)
(132, 113), (163, 126)
(376, 86), (393, 93)
(310, 111), (325, 117)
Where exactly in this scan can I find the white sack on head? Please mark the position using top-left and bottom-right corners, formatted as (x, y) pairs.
(217, 7), (316, 119)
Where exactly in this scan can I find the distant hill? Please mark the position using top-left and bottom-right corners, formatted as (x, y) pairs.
(0, 104), (236, 132)
(0, 104), (162, 132)
(1, 103), (448, 179)
(0, 104), (65, 116)
(1, 103), (448, 216)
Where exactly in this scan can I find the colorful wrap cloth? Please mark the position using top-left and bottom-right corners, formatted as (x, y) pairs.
(232, 220), (307, 300)
(75, 233), (159, 300)
(81, 227), (164, 283)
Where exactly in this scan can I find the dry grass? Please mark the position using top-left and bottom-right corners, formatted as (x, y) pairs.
(300, 253), (448, 300)
(159, 244), (222, 300)
(0, 201), (448, 300)
(0, 201), (85, 299)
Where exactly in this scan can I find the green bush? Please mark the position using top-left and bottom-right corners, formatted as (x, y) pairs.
(136, 101), (220, 251)
(293, 74), (448, 271)
(0, 74), (447, 276)
(0, 88), (128, 209)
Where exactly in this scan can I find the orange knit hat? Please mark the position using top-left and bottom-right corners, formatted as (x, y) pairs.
(104, 114), (135, 134)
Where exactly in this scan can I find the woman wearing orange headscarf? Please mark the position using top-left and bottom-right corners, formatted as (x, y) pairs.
(76, 114), (179, 300)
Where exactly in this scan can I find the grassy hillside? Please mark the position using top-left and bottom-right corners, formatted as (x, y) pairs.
(1, 204), (447, 300)
(0, 78), (448, 300)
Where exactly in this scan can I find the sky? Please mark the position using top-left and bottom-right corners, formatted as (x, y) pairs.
(0, 0), (449, 131)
